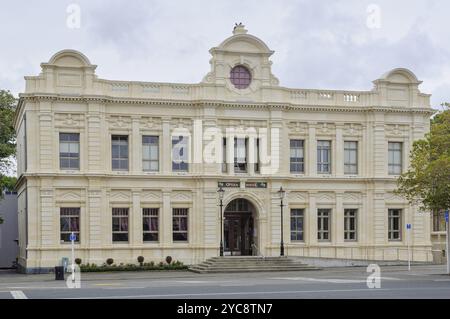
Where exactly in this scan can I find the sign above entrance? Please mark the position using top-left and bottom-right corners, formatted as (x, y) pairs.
(245, 182), (267, 188)
(218, 181), (268, 189)
(218, 181), (240, 188)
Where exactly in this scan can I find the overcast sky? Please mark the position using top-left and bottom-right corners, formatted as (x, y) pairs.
(0, 0), (449, 108)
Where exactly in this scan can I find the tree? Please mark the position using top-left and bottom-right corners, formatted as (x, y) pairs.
(0, 90), (17, 224)
(396, 103), (450, 213)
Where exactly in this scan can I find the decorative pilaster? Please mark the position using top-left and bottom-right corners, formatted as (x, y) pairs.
(308, 123), (317, 176)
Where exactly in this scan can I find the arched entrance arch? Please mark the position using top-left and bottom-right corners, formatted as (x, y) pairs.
(223, 197), (259, 256)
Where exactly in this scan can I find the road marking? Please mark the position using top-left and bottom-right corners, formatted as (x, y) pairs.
(269, 276), (402, 283)
(10, 290), (28, 299)
(433, 279), (450, 282)
(63, 286), (450, 299)
(93, 283), (122, 286)
(175, 281), (209, 284)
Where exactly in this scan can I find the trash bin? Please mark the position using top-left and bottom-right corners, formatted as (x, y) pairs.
(55, 266), (65, 280)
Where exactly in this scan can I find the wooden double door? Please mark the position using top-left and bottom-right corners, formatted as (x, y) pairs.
(224, 212), (254, 256)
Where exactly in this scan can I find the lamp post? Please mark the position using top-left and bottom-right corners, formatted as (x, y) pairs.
(218, 187), (225, 256)
(278, 186), (286, 256)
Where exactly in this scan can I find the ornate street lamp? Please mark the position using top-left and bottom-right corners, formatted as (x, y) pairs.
(278, 186), (286, 256)
(218, 186), (225, 256)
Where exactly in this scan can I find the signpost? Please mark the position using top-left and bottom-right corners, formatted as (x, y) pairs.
(69, 232), (76, 280)
(445, 210), (449, 275)
(406, 223), (411, 271)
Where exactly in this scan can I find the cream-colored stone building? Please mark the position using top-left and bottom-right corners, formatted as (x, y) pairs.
(14, 25), (435, 272)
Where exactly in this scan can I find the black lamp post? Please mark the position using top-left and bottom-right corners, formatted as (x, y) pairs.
(218, 186), (225, 256)
(278, 186), (286, 256)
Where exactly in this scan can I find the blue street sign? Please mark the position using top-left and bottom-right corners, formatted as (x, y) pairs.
(69, 233), (76, 241)
(406, 223), (411, 230)
(445, 211), (449, 223)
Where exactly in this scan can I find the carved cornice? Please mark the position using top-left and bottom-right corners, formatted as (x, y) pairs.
(19, 93), (436, 115)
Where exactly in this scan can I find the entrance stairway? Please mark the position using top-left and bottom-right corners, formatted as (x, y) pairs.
(188, 256), (321, 273)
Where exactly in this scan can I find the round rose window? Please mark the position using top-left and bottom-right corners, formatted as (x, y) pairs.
(230, 65), (251, 89)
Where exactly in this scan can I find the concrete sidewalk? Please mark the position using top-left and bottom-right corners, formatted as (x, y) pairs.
(0, 269), (200, 283)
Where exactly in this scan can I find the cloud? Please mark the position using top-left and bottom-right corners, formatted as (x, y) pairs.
(0, 0), (448, 107)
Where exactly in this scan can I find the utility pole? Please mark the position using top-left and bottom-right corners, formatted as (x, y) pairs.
(446, 210), (449, 275)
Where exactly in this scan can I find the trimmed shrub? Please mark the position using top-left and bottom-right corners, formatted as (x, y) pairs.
(165, 256), (172, 265)
(74, 258), (82, 265)
(106, 258), (114, 266)
(137, 256), (144, 266)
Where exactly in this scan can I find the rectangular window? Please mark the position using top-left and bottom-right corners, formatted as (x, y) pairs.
(344, 141), (358, 174)
(317, 209), (331, 241)
(388, 209), (402, 241)
(112, 135), (129, 171)
(388, 142), (402, 175)
(290, 209), (304, 241)
(112, 208), (129, 242)
(143, 208), (159, 242)
(344, 209), (358, 241)
(222, 137), (227, 173)
(290, 139), (305, 173)
(254, 138), (260, 173)
(60, 207), (80, 243)
(172, 136), (189, 172)
(173, 208), (188, 242)
(142, 136), (159, 171)
(59, 133), (80, 170)
(234, 138), (247, 173)
(317, 140), (331, 173)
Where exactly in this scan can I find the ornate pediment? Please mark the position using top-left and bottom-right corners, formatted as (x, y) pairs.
(108, 116), (131, 130)
(288, 192), (307, 203)
(171, 191), (192, 202)
(110, 190), (131, 202)
(287, 122), (308, 135)
(317, 192), (335, 203)
(343, 192), (361, 203)
(141, 191), (162, 202)
(55, 113), (84, 128)
(385, 124), (408, 137)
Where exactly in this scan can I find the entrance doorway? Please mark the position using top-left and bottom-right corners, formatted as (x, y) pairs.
(224, 198), (257, 256)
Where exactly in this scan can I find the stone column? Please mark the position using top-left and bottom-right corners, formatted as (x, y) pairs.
(161, 190), (172, 245)
(308, 123), (317, 176)
(131, 117), (141, 174)
(132, 190), (142, 245)
(87, 103), (102, 173)
(335, 192), (344, 245)
(335, 124), (344, 176)
(308, 192), (317, 246)
(161, 117), (171, 174)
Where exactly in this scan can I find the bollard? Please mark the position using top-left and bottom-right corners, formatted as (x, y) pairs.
(55, 266), (65, 280)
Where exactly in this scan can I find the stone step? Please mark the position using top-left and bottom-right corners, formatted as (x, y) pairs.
(188, 256), (321, 273)
(189, 266), (320, 274)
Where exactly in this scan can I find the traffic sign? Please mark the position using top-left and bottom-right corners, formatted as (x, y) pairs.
(406, 223), (411, 230)
(445, 211), (449, 223)
(69, 233), (76, 241)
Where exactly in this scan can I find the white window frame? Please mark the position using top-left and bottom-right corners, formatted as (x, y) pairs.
(142, 135), (159, 172)
(317, 208), (331, 241)
(388, 208), (402, 241)
(344, 208), (358, 241)
(388, 142), (402, 175)
(317, 140), (331, 174)
(344, 141), (358, 175)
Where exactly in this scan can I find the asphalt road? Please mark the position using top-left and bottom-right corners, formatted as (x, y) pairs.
(0, 265), (449, 299)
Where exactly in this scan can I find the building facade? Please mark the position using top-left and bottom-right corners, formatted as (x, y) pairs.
(14, 25), (435, 272)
